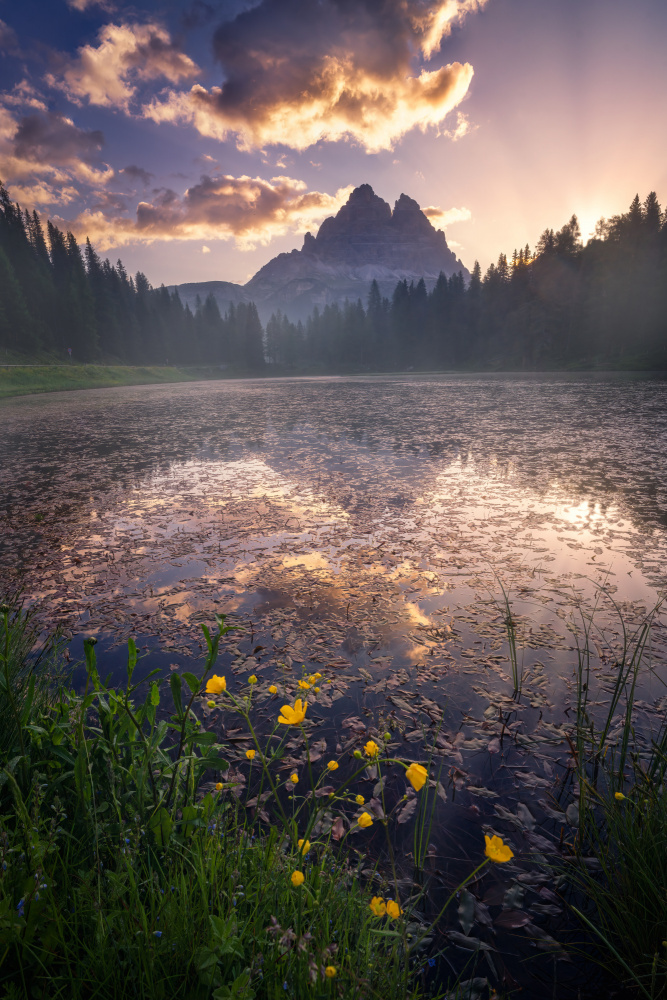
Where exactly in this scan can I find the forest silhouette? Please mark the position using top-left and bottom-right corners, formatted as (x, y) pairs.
(1, 185), (666, 370)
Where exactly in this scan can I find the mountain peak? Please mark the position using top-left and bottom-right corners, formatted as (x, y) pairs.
(242, 182), (468, 320)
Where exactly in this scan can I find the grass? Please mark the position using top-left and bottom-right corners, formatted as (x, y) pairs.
(550, 592), (667, 998)
(0, 603), (509, 1000)
(0, 364), (237, 399)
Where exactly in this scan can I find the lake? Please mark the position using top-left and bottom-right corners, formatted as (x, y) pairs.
(2, 372), (667, 994)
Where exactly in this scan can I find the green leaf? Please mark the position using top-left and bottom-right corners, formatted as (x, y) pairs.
(182, 672), (201, 695)
(150, 681), (160, 707)
(127, 637), (137, 682)
(149, 807), (173, 847)
(170, 674), (183, 716)
(191, 731), (217, 747)
(180, 805), (199, 837)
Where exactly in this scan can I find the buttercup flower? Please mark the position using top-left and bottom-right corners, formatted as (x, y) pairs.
(290, 773), (299, 784)
(369, 896), (386, 916)
(215, 782), (223, 791)
(615, 792), (626, 801)
(314, 686), (320, 692)
(364, 740), (379, 758)
(298, 680), (311, 690)
(205, 675), (226, 694)
(358, 812), (373, 829)
(278, 699), (308, 725)
(386, 900), (403, 919)
(405, 762), (428, 791)
(308, 675), (317, 684)
(246, 749), (256, 760)
(248, 674), (258, 685)
(314, 672), (322, 680)
(298, 838), (311, 854)
(327, 760), (339, 771)
(291, 870), (305, 887)
(207, 700), (216, 708)
(268, 685), (278, 694)
(324, 966), (337, 978)
(355, 794), (365, 805)
(484, 834), (514, 863)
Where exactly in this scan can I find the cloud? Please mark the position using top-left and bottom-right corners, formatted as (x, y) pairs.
(0, 104), (113, 207)
(47, 22), (199, 111)
(119, 164), (153, 186)
(201, 245), (211, 253)
(143, 0), (485, 152)
(65, 173), (354, 250)
(423, 205), (472, 227)
(0, 19), (19, 54)
(67, 0), (114, 10)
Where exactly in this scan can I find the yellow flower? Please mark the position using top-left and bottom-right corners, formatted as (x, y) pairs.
(205, 674), (226, 694)
(355, 794), (365, 805)
(369, 896), (386, 917)
(207, 700), (216, 708)
(327, 760), (339, 771)
(314, 672), (322, 680)
(298, 838), (311, 854)
(484, 834), (514, 863)
(308, 675), (317, 684)
(386, 900), (403, 919)
(291, 870), (305, 887)
(314, 686), (321, 693)
(364, 740), (379, 758)
(405, 762), (428, 791)
(615, 792), (626, 801)
(278, 699), (308, 725)
(290, 773), (299, 784)
(248, 674), (258, 685)
(246, 749), (256, 760)
(298, 679), (311, 690)
(268, 685), (277, 694)
(358, 812), (373, 829)
(324, 966), (336, 978)
(215, 782), (223, 791)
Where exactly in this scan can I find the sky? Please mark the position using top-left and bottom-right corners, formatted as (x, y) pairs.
(1, 0), (666, 287)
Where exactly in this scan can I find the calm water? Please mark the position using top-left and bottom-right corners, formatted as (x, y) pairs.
(2, 373), (667, 995)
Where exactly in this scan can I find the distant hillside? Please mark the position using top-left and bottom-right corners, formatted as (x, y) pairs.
(172, 184), (468, 321)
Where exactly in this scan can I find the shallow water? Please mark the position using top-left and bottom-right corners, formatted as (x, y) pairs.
(2, 372), (667, 995)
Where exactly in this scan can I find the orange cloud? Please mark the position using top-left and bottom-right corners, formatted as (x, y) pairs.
(47, 22), (199, 111)
(423, 205), (472, 227)
(143, 0), (485, 152)
(65, 174), (354, 251)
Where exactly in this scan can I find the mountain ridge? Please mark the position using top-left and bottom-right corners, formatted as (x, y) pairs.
(173, 184), (468, 321)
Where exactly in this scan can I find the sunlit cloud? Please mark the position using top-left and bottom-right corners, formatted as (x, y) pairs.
(143, 0), (486, 152)
(46, 22), (199, 111)
(65, 174), (354, 251)
(67, 0), (114, 10)
(423, 205), (472, 227)
(0, 103), (113, 208)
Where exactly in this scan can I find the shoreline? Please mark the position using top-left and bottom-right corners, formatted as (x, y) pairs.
(2, 362), (666, 400)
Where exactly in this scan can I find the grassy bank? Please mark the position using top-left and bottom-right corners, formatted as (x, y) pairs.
(0, 365), (236, 399)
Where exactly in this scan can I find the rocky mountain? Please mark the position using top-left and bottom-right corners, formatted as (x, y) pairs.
(173, 184), (468, 322)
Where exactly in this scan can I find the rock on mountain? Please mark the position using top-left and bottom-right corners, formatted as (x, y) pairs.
(174, 184), (468, 322)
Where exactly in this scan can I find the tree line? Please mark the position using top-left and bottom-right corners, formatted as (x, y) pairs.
(1, 184), (666, 370)
(0, 183), (263, 367)
(266, 192), (667, 370)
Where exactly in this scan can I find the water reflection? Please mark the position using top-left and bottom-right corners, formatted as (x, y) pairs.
(3, 374), (667, 996)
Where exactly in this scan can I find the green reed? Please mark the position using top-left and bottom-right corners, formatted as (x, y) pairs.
(556, 592), (667, 999)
